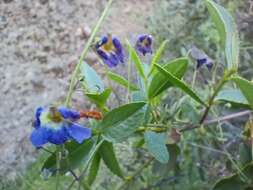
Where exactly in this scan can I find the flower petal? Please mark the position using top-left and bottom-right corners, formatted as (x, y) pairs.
(112, 37), (123, 53)
(47, 127), (69, 145)
(58, 107), (80, 120)
(30, 127), (50, 148)
(34, 107), (44, 128)
(135, 34), (153, 56)
(197, 58), (207, 69)
(66, 123), (92, 144)
(97, 49), (109, 61)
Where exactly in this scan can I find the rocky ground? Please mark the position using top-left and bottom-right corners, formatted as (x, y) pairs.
(0, 0), (153, 180)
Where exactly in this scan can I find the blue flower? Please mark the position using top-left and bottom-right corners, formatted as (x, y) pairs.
(135, 34), (153, 56)
(191, 46), (213, 71)
(30, 106), (92, 148)
(95, 34), (124, 67)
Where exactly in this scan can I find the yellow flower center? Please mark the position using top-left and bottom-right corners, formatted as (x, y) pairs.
(101, 35), (115, 53)
(48, 107), (63, 123)
(141, 38), (149, 47)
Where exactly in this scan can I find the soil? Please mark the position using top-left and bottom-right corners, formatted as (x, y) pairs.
(0, 0), (153, 180)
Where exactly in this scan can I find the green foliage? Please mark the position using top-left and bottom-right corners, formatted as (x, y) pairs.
(148, 57), (188, 99)
(87, 152), (101, 185)
(149, 39), (169, 75)
(103, 108), (146, 142)
(100, 101), (146, 129)
(232, 77), (253, 110)
(127, 40), (146, 79)
(107, 71), (139, 91)
(154, 63), (206, 105)
(213, 163), (253, 190)
(144, 131), (169, 163)
(85, 88), (112, 109)
(99, 141), (124, 178)
(42, 138), (97, 175)
(80, 62), (104, 93)
(215, 89), (250, 107)
(205, 0), (239, 70)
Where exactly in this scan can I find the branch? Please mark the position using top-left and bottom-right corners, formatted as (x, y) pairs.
(180, 110), (252, 132)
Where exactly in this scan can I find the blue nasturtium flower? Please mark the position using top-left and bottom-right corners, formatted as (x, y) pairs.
(30, 106), (92, 148)
(135, 34), (153, 56)
(191, 46), (213, 71)
(95, 34), (124, 67)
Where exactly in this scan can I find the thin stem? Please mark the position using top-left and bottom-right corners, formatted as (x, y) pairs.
(191, 69), (197, 88)
(126, 47), (132, 103)
(180, 110), (252, 132)
(187, 141), (228, 155)
(188, 141), (249, 182)
(67, 140), (104, 190)
(115, 157), (154, 190)
(56, 148), (62, 190)
(250, 118), (253, 162)
(198, 69), (236, 125)
(69, 170), (79, 181)
(40, 147), (55, 155)
(66, 180), (76, 190)
(65, 0), (114, 107)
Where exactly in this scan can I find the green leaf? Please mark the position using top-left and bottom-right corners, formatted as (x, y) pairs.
(154, 63), (206, 106)
(152, 144), (180, 175)
(205, 0), (239, 69)
(213, 163), (253, 190)
(127, 40), (145, 79)
(87, 152), (101, 185)
(80, 62), (104, 93)
(148, 57), (188, 99)
(239, 142), (252, 166)
(85, 88), (111, 108)
(99, 141), (124, 178)
(100, 101), (146, 129)
(232, 77), (253, 110)
(144, 131), (169, 164)
(215, 89), (250, 107)
(149, 40), (169, 76)
(103, 107), (146, 142)
(42, 138), (97, 175)
(107, 71), (139, 91)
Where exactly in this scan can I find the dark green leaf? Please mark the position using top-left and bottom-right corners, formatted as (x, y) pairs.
(149, 40), (169, 76)
(103, 107), (146, 142)
(232, 77), (253, 110)
(107, 71), (139, 91)
(127, 40), (145, 79)
(152, 144), (180, 175)
(42, 138), (96, 175)
(154, 64), (206, 106)
(87, 152), (101, 185)
(99, 141), (124, 178)
(215, 89), (250, 108)
(148, 57), (188, 99)
(144, 131), (169, 164)
(213, 163), (253, 190)
(205, 0), (239, 69)
(80, 62), (104, 93)
(239, 142), (252, 166)
(100, 101), (146, 129)
(85, 88), (111, 108)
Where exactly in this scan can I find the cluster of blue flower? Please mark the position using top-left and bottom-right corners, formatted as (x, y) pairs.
(30, 34), (153, 148)
(95, 34), (153, 67)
